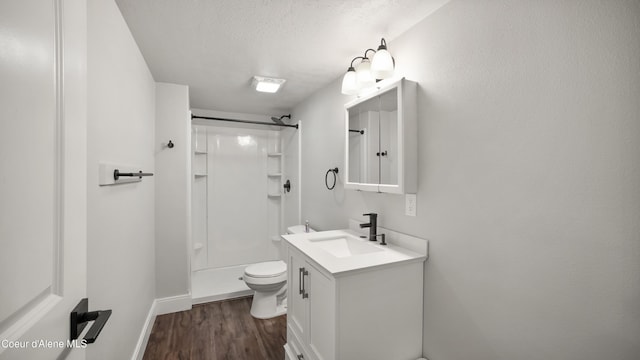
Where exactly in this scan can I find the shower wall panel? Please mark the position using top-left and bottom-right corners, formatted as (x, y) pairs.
(206, 128), (279, 268)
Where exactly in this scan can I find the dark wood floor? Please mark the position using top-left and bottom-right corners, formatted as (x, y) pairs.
(142, 297), (287, 360)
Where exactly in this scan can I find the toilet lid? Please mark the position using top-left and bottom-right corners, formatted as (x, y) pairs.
(245, 261), (286, 278)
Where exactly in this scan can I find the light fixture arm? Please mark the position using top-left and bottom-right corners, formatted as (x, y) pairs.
(348, 56), (365, 69)
(363, 48), (376, 59)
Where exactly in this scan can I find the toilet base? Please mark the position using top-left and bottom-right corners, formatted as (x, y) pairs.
(249, 290), (287, 319)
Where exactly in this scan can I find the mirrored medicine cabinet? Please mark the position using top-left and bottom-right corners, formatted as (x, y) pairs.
(344, 78), (417, 194)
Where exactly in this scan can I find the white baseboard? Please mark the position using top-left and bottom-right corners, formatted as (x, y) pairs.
(155, 293), (192, 315)
(131, 299), (157, 360)
(130, 293), (192, 360)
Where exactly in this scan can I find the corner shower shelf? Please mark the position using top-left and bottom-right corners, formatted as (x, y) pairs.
(194, 173), (207, 178)
(267, 193), (281, 198)
(267, 153), (282, 157)
(267, 173), (282, 177)
(194, 150), (207, 155)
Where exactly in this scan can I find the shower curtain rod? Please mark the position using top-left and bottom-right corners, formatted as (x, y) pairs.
(191, 115), (299, 129)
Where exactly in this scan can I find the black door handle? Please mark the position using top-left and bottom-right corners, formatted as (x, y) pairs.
(70, 298), (112, 344)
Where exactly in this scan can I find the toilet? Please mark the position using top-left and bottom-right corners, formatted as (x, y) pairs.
(243, 224), (315, 319)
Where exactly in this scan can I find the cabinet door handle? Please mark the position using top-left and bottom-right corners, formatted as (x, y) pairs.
(298, 267), (304, 295)
(301, 268), (309, 299)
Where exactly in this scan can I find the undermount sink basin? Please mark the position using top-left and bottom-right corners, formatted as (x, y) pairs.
(309, 235), (383, 258)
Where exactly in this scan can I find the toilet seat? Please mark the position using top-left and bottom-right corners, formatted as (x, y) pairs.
(244, 260), (286, 278)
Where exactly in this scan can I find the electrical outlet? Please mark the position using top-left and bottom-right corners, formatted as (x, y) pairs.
(405, 194), (417, 216)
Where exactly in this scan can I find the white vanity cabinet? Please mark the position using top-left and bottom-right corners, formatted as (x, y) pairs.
(285, 244), (424, 360)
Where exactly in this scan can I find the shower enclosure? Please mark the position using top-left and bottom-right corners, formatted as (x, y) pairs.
(191, 122), (292, 303)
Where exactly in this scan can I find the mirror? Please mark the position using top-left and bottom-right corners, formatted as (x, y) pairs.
(347, 88), (397, 185)
(345, 78), (417, 193)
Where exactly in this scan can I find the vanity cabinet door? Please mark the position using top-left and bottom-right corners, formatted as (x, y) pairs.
(306, 263), (335, 360)
(288, 249), (308, 340)
(287, 246), (336, 360)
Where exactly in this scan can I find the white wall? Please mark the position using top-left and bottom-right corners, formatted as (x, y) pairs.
(295, 81), (352, 230)
(293, 1), (640, 359)
(87, 0), (156, 358)
(155, 83), (191, 299)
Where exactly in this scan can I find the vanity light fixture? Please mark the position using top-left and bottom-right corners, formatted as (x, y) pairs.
(252, 76), (286, 93)
(341, 38), (395, 95)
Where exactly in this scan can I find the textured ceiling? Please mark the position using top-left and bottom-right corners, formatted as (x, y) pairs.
(115, 0), (449, 116)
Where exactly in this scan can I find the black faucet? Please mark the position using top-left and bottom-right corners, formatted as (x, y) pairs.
(360, 213), (378, 241)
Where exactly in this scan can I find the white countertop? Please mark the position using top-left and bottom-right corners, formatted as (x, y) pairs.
(282, 228), (427, 277)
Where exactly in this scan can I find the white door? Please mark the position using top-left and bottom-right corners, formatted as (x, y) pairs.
(1, 0), (88, 359)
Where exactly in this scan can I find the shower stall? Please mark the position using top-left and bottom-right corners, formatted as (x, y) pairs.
(190, 118), (298, 303)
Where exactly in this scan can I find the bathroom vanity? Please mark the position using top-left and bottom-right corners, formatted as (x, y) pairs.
(282, 227), (427, 360)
